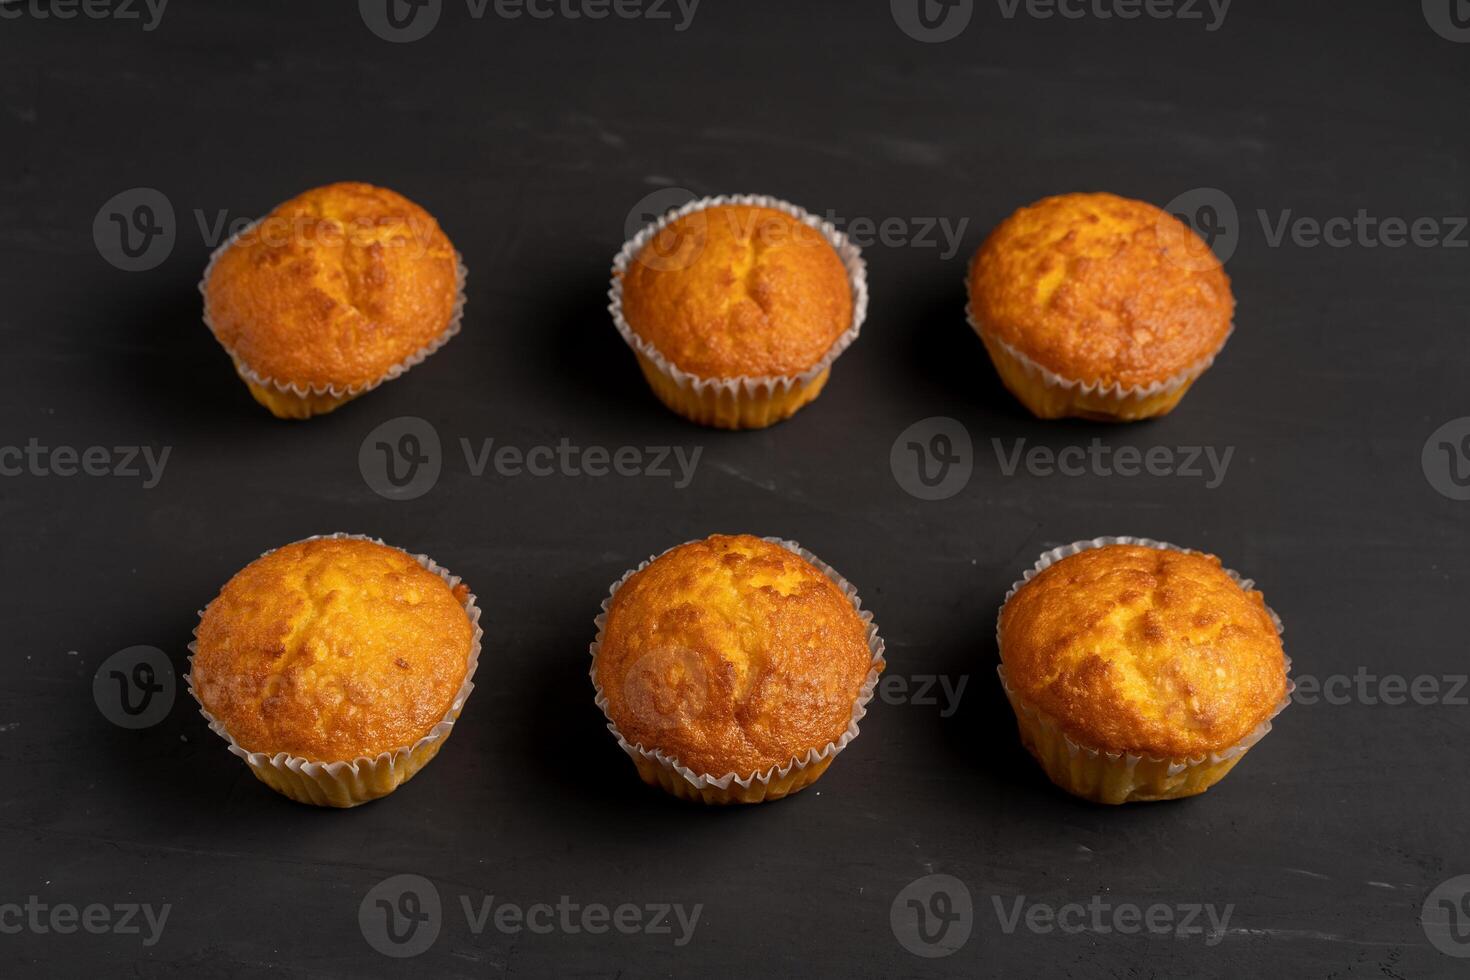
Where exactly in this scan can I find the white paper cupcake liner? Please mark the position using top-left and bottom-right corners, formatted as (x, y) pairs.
(199, 214), (468, 401)
(998, 535), (1292, 772)
(608, 194), (869, 398)
(966, 299), (1233, 403)
(589, 537), (885, 798)
(185, 532), (484, 807)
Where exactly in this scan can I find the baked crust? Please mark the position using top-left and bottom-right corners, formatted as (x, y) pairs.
(595, 534), (875, 777)
(968, 193), (1233, 388)
(999, 544), (1286, 758)
(192, 537), (474, 762)
(203, 182), (459, 390)
(619, 205), (853, 378)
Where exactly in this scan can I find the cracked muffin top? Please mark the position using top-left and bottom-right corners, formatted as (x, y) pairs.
(968, 192), (1233, 388)
(618, 205), (853, 378)
(594, 534), (878, 778)
(203, 182), (460, 390)
(191, 537), (475, 762)
(999, 544), (1286, 759)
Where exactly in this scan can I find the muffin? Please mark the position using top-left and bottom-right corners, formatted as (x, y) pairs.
(202, 182), (465, 419)
(590, 534), (884, 803)
(997, 538), (1289, 804)
(967, 192), (1234, 421)
(187, 534), (482, 807)
(610, 195), (866, 429)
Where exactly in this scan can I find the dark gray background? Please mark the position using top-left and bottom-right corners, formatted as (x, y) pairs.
(2, 0), (1467, 976)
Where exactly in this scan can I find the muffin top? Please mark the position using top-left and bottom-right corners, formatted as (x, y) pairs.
(999, 544), (1286, 758)
(204, 182), (460, 390)
(968, 192), (1233, 389)
(192, 537), (475, 762)
(619, 205), (853, 378)
(595, 534), (876, 778)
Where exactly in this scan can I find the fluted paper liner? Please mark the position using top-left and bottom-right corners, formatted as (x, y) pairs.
(186, 533), (483, 808)
(589, 537), (885, 804)
(997, 536), (1292, 804)
(200, 214), (468, 414)
(966, 298), (1232, 417)
(608, 194), (868, 428)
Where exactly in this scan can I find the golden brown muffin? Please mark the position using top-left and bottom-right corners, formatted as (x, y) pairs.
(998, 543), (1288, 803)
(203, 182), (462, 419)
(614, 203), (857, 428)
(190, 536), (478, 805)
(967, 192), (1234, 421)
(593, 534), (880, 802)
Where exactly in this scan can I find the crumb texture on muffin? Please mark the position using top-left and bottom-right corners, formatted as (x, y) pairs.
(192, 537), (473, 762)
(968, 192), (1233, 388)
(596, 534), (874, 777)
(999, 544), (1285, 758)
(619, 206), (853, 378)
(204, 182), (459, 390)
